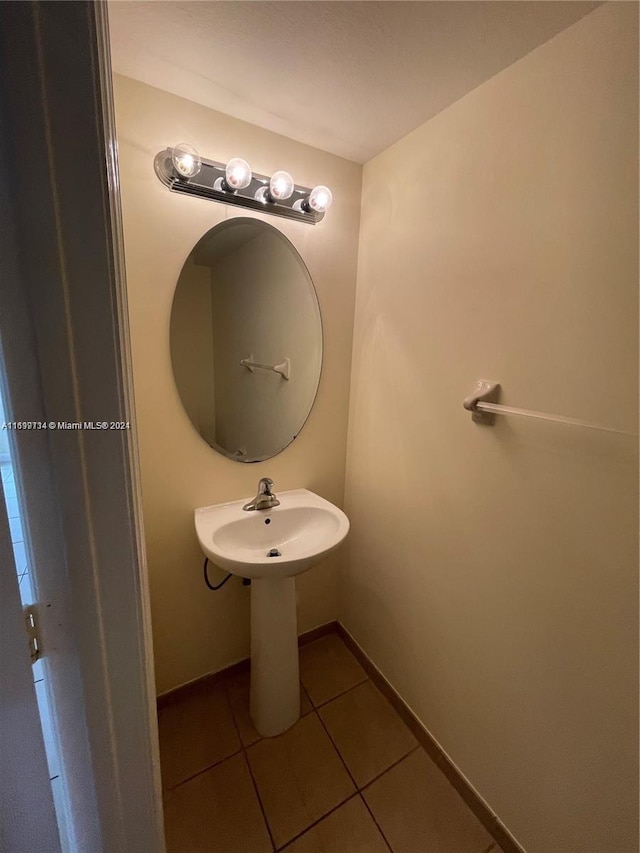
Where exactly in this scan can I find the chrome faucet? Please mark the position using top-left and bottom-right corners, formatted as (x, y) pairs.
(242, 477), (280, 511)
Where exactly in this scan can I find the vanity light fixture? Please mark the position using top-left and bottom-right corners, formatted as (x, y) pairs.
(154, 145), (331, 224)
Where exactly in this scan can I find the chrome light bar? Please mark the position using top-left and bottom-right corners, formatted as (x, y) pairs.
(154, 148), (327, 225)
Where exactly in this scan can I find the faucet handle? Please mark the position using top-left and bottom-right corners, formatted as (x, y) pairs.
(243, 477), (278, 511)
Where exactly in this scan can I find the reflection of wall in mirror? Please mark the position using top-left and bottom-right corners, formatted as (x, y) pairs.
(170, 257), (216, 442)
(211, 229), (321, 461)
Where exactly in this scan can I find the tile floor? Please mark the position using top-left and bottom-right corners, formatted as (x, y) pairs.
(159, 632), (504, 853)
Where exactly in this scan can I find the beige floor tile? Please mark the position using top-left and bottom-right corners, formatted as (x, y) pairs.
(282, 796), (390, 853)
(164, 753), (272, 853)
(224, 670), (313, 747)
(299, 634), (367, 706)
(363, 749), (493, 853)
(158, 682), (241, 788)
(319, 680), (417, 786)
(247, 712), (355, 848)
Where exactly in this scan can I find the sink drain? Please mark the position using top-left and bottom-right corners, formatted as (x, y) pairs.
(266, 548), (281, 558)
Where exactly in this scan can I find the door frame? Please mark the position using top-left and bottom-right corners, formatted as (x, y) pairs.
(0, 2), (164, 850)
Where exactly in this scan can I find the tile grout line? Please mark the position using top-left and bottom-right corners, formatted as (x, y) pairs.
(224, 682), (277, 853)
(359, 744), (421, 793)
(301, 682), (313, 714)
(310, 701), (396, 853)
(313, 698), (418, 853)
(164, 681), (250, 790)
(241, 683), (363, 851)
(238, 677), (370, 852)
(162, 686), (277, 851)
(167, 745), (245, 792)
(164, 679), (254, 793)
(241, 750), (277, 853)
(357, 792), (394, 853)
(312, 680), (421, 795)
(306, 673), (370, 712)
(250, 702), (358, 851)
(275, 791), (362, 852)
(312, 705), (359, 790)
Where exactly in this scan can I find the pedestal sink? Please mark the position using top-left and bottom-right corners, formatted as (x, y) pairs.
(195, 488), (349, 737)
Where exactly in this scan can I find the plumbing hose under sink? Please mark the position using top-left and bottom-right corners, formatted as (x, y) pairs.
(203, 557), (232, 591)
(203, 557), (251, 590)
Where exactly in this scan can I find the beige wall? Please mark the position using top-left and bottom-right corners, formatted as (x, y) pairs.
(343, 4), (638, 853)
(113, 74), (361, 694)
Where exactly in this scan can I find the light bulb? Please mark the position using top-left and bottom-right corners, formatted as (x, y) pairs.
(225, 157), (252, 190)
(269, 170), (294, 201)
(308, 185), (332, 212)
(172, 143), (201, 178)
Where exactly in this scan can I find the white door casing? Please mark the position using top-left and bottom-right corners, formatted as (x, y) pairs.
(0, 2), (164, 851)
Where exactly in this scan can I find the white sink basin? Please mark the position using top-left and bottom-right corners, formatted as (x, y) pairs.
(195, 488), (349, 579)
(194, 487), (349, 738)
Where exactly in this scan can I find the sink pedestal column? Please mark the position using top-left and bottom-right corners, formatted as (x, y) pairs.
(250, 577), (300, 737)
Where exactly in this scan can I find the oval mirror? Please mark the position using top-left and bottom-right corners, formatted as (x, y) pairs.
(170, 218), (322, 462)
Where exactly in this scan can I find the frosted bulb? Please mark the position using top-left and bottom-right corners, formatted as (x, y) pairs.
(172, 143), (201, 178)
(308, 185), (332, 212)
(225, 157), (252, 190)
(269, 170), (294, 201)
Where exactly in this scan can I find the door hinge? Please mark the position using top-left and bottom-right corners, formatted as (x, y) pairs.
(23, 605), (42, 663)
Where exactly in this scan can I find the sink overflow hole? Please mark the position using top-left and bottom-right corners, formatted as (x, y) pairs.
(267, 548), (281, 558)
(264, 518), (271, 525)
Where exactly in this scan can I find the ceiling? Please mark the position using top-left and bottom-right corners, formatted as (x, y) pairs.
(107, 1), (600, 164)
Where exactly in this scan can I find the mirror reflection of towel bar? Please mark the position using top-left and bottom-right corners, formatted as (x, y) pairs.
(464, 379), (636, 436)
(241, 355), (290, 380)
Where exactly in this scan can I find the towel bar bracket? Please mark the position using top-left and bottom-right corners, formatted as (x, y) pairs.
(463, 380), (501, 425)
(240, 354), (290, 380)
